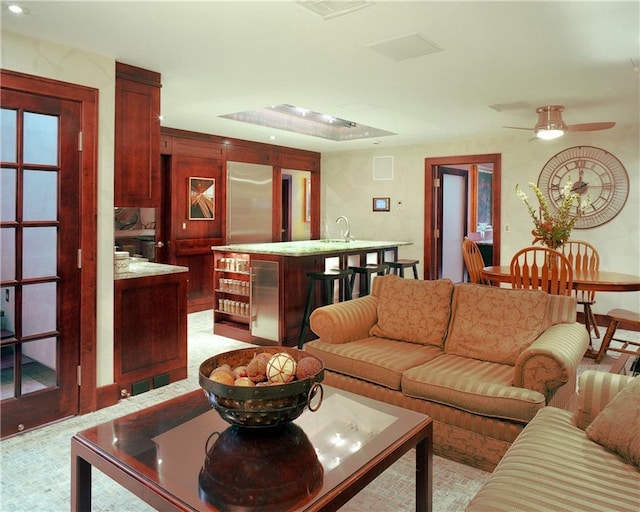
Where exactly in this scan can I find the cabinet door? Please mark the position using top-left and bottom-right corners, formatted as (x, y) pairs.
(115, 64), (161, 206)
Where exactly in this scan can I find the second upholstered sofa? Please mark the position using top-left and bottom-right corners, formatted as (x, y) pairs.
(466, 370), (640, 511)
(304, 274), (590, 471)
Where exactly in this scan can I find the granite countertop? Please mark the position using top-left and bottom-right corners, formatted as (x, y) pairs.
(212, 240), (412, 256)
(114, 260), (189, 280)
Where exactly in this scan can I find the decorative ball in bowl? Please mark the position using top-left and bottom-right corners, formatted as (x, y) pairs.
(199, 347), (324, 428)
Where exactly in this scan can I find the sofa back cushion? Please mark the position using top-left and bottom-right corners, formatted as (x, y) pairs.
(369, 275), (453, 347)
(445, 284), (548, 365)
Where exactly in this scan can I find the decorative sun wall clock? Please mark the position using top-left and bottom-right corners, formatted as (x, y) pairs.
(537, 146), (629, 229)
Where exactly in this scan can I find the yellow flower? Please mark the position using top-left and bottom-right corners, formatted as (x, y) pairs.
(515, 180), (587, 249)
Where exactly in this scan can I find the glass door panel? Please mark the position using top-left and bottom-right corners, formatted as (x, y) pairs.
(0, 106), (62, 404)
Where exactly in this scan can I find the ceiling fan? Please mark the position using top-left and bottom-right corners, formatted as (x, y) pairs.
(504, 105), (616, 140)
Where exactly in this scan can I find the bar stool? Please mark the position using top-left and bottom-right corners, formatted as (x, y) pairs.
(348, 263), (389, 297)
(386, 259), (419, 279)
(595, 309), (640, 363)
(298, 268), (354, 348)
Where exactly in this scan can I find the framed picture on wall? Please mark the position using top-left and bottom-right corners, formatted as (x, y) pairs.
(372, 197), (390, 212)
(189, 177), (215, 220)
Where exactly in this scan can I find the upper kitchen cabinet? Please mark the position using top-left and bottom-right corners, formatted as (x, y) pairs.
(115, 62), (162, 207)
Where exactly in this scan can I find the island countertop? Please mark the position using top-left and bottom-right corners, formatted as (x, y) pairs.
(211, 239), (412, 256)
(114, 260), (189, 280)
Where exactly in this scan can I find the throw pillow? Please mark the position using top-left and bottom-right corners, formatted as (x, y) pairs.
(369, 275), (453, 347)
(445, 284), (548, 365)
(586, 376), (640, 468)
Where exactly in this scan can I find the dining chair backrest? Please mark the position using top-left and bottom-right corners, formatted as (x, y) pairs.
(510, 246), (574, 296)
(462, 237), (488, 284)
(559, 240), (600, 339)
(559, 240), (599, 302)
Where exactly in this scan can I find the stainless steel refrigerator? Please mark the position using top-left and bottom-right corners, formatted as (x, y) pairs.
(226, 162), (273, 243)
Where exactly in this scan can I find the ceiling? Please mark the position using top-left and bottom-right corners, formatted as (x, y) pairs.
(2, 0), (639, 154)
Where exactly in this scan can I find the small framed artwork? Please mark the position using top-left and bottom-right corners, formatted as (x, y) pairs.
(372, 197), (390, 212)
(189, 177), (215, 220)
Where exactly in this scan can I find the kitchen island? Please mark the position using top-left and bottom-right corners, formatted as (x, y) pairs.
(212, 240), (412, 346)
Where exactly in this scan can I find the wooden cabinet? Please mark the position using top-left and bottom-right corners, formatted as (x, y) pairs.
(115, 62), (161, 207)
(213, 251), (280, 344)
(213, 252), (252, 342)
(114, 270), (187, 395)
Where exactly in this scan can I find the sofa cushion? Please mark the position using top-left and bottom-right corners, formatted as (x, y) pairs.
(446, 284), (548, 365)
(466, 406), (640, 511)
(402, 354), (545, 423)
(585, 376), (640, 468)
(369, 275), (453, 347)
(304, 337), (443, 390)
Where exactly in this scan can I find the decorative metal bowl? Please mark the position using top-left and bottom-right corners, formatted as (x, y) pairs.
(199, 347), (324, 428)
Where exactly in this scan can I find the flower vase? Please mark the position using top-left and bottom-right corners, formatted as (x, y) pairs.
(544, 247), (561, 271)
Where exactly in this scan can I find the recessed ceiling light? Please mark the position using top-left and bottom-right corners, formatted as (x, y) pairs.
(7, 4), (30, 14)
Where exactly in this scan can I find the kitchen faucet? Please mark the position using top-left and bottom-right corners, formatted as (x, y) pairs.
(335, 216), (351, 242)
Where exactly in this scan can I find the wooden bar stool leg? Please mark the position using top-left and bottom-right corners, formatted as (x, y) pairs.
(298, 281), (316, 349)
(411, 264), (418, 279)
(344, 275), (353, 300)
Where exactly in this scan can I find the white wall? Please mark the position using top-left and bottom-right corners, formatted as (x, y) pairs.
(321, 128), (640, 315)
(2, 31), (116, 386)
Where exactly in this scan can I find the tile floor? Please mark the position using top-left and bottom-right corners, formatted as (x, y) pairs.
(0, 310), (635, 511)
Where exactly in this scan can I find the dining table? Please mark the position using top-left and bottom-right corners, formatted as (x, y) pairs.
(481, 266), (640, 292)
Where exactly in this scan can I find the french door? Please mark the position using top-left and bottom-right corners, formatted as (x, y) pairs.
(0, 88), (81, 436)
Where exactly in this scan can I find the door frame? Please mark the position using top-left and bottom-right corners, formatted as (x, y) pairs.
(1, 69), (98, 416)
(424, 153), (501, 280)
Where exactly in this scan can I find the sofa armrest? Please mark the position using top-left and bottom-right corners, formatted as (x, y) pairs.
(309, 295), (378, 344)
(514, 322), (589, 397)
(576, 369), (635, 430)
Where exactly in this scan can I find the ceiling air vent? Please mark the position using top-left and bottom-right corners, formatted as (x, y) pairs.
(368, 33), (442, 62)
(296, 1), (374, 20)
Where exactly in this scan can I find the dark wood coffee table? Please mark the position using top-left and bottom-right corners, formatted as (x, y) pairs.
(71, 385), (432, 511)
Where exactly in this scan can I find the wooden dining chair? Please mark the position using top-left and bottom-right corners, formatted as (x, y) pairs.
(510, 246), (573, 296)
(559, 241), (600, 338)
(462, 237), (489, 284)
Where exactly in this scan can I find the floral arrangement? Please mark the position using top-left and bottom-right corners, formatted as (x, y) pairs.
(515, 180), (587, 249)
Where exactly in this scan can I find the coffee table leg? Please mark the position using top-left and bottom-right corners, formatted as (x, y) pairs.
(415, 426), (433, 512)
(71, 447), (92, 512)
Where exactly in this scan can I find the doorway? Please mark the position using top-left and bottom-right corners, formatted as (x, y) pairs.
(424, 154), (501, 280)
(281, 175), (292, 241)
(1, 71), (97, 437)
(440, 168), (468, 282)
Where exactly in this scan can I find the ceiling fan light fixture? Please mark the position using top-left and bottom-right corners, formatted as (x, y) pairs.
(534, 105), (567, 140)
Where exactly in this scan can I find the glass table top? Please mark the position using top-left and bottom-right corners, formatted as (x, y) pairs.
(76, 386), (430, 511)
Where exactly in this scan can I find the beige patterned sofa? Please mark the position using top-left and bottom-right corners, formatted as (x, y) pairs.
(467, 370), (640, 511)
(305, 275), (590, 471)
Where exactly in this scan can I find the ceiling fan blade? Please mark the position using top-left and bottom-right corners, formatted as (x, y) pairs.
(567, 122), (616, 132)
(503, 126), (531, 130)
